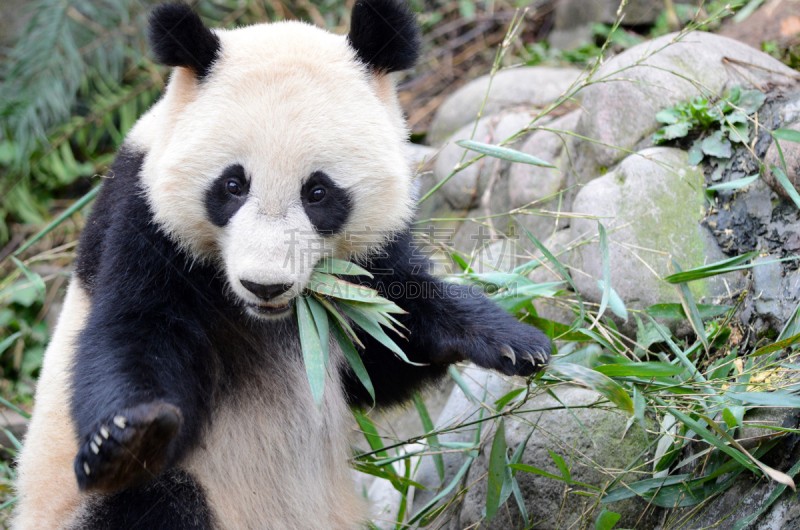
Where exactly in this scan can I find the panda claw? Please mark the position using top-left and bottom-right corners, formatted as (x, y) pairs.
(100, 426), (110, 439)
(500, 345), (516, 365)
(93, 434), (103, 446)
(83, 462), (91, 476)
(113, 415), (127, 429)
(90, 441), (99, 454)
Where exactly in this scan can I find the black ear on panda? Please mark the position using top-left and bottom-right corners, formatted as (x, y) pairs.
(148, 2), (221, 80)
(348, 0), (420, 73)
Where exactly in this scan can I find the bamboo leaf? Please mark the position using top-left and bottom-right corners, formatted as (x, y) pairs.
(770, 165), (800, 210)
(595, 508), (621, 530)
(597, 279), (627, 322)
(353, 410), (387, 460)
(485, 419), (507, 521)
(594, 362), (685, 377)
(549, 363), (634, 414)
(296, 296), (326, 407)
(10, 256), (45, 296)
(706, 174), (759, 191)
(0, 331), (23, 357)
(595, 223), (611, 325)
(456, 139), (556, 167)
(337, 303), (424, 366)
(669, 260), (709, 349)
(306, 296), (330, 368)
(663, 251), (758, 283)
(314, 258), (373, 278)
(508, 464), (600, 490)
(413, 393), (444, 482)
(331, 320), (374, 404)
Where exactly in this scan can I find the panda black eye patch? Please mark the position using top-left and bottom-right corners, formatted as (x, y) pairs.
(302, 171), (351, 235)
(205, 164), (250, 227)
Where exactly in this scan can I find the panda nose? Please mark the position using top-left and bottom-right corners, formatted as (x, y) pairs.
(240, 280), (293, 301)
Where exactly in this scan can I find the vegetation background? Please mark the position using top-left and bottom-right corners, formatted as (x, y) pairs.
(2, 0), (800, 528)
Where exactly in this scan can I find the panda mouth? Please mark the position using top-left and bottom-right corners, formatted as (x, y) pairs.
(246, 298), (295, 316)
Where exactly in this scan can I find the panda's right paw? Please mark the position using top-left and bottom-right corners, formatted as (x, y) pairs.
(74, 401), (182, 493)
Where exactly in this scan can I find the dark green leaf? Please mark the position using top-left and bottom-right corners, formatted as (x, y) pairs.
(594, 362), (685, 377)
(646, 303), (732, 319)
(331, 320), (374, 404)
(601, 475), (691, 503)
(494, 388), (526, 411)
(655, 108), (683, 125)
(770, 165), (800, 210)
(486, 419), (507, 521)
(663, 251), (758, 283)
(353, 410), (387, 459)
(595, 508), (621, 530)
(413, 393), (444, 482)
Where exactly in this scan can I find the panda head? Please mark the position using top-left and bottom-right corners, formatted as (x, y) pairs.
(135, 1), (419, 319)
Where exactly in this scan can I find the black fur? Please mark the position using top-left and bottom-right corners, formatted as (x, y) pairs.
(301, 170), (352, 234)
(348, 0), (421, 73)
(74, 149), (144, 295)
(71, 150), (299, 496)
(343, 230), (552, 408)
(149, 3), (221, 80)
(69, 150), (549, 517)
(204, 164), (250, 227)
(74, 469), (213, 530)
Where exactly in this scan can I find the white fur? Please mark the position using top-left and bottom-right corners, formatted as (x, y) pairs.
(134, 21), (414, 295)
(15, 18), (415, 530)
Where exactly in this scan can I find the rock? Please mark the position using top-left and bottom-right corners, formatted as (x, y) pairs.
(550, 0), (679, 49)
(508, 110), (583, 243)
(764, 121), (800, 198)
(451, 385), (659, 529)
(569, 148), (739, 321)
(427, 67), (583, 146)
(752, 255), (785, 328)
(433, 109), (538, 211)
(509, 110), (582, 211)
(573, 31), (798, 182)
(718, 0), (800, 50)
(411, 367), (515, 512)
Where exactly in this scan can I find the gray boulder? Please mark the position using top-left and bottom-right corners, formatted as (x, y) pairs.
(550, 0), (688, 49)
(573, 31), (798, 182)
(450, 385), (659, 529)
(569, 148), (738, 319)
(428, 67), (583, 146)
(433, 109), (538, 211)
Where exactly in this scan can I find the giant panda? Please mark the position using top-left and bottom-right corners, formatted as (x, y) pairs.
(12, 2), (551, 528)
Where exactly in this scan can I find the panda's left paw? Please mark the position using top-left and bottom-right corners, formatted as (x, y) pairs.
(469, 321), (551, 378)
(74, 401), (181, 493)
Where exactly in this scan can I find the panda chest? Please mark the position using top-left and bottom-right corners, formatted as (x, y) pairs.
(182, 340), (365, 529)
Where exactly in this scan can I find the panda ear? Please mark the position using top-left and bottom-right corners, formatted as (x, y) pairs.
(148, 2), (221, 80)
(348, 0), (420, 74)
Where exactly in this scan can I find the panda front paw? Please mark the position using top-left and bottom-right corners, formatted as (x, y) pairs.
(74, 401), (181, 493)
(469, 321), (551, 378)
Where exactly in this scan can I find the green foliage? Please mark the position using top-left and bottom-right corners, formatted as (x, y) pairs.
(653, 86), (766, 165)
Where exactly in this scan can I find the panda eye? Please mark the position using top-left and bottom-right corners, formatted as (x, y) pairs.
(308, 186), (326, 204)
(226, 179), (242, 196)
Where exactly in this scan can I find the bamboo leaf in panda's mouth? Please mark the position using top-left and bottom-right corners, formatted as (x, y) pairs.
(297, 259), (413, 407)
